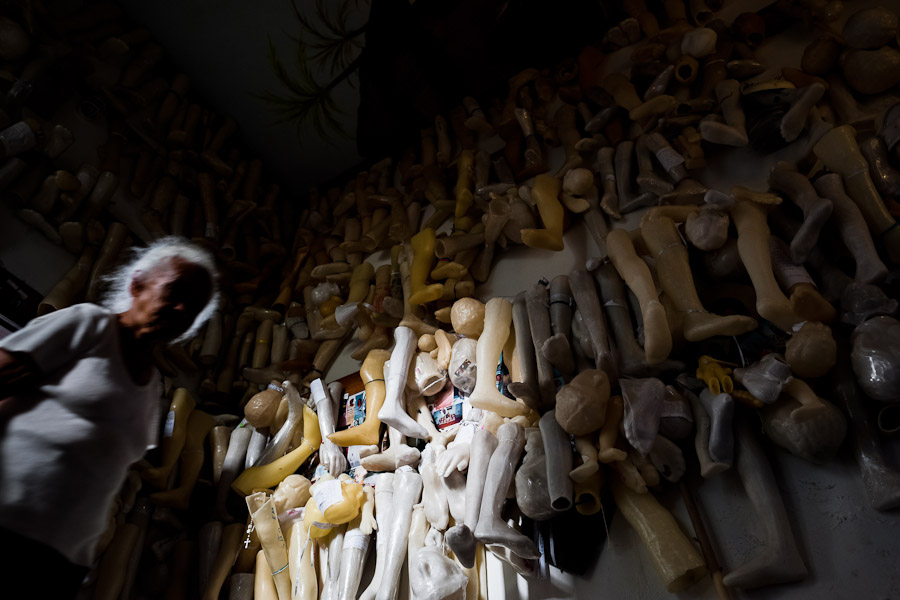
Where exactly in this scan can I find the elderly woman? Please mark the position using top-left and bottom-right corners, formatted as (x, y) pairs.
(0, 236), (219, 597)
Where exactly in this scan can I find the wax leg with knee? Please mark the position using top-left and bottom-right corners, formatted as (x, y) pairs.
(336, 515), (371, 600)
(379, 326), (429, 439)
(723, 416), (808, 589)
(813, 174), (888, 283)
(730, 200), (803, 331)
(359, 474), (394, 600)
(408, 228), (444, 305)
(606, 230), (672, 365)
(143, 388), (196, 488)
(446, 427), (498, 568)
(468, 297), (531, 417)
(521, 174), (565, 251)
(474, 422), (541, 559)
(330, 349), (390, 447)
(320, 524), (345, 600)
(151, 410), (216, 510)
(640, 211), (757, 341)
(508, 292), (540, 409)
(359, 421), (420, 471)
(597, 394), (628, 463)
(768, 161), (833, 263)
(375, 469), (423, 600)
(595, 262), (647, 376)
(421, 444), (450, 530)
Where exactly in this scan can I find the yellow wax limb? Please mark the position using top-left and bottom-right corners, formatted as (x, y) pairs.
(232, 406), (320, 495)
(521, 174), (565, 251)
(408, 228), (444, 305)
(328, 349), (390, 447)
(143, 388), (195, 488)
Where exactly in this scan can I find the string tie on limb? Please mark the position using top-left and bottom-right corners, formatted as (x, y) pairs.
(656, 240), (685, 259)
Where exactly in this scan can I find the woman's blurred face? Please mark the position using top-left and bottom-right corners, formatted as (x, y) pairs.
(128, 257), (212, 341)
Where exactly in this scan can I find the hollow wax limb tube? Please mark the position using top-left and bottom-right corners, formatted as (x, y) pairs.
(813, 174), (888, 283)
(543, 275), (575, 378)
(813, 125), (900, 263)
(329, 349), (390, 446)
(539, 410), (574, 511)
(311, 378), (349, 475)
(216, 424), (253, 520)
(246, 492), (291, 600)
(723, 417), (808, 589)
(595, 262), (646, 376)
(698, 389), (734, 465)
(640, 211), (758, 341)
(521, 174), (565, 251)
(143, 388), (195, 488)
(445, 427), (498, 567)
(729, 200), (804, 331)
(611, 477), (707, 592)
(569, 267), (618, 380)
(231, 406), (320, 495)
(524, 283), (559, 411)
(150, 410), (216, 510)
(201, 523), (244, 600)
(375, 470), (423, 600)
(378, 326), (429, 439)
(507, 292), (540, 410)
(473, 422), (541, 559)
(768, 161), (833, 263)
(288, 518), (317, 600)
(468, 297), (532, 417)
(606, 230), (672, 366)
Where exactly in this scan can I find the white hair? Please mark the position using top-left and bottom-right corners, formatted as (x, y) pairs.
(102, 236), (220, 344)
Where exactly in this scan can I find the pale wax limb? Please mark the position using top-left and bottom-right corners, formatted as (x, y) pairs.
(507, 292), (540, 410)
(640, 211), (758, 341)
(543, 275), (576, 377)
(336, 513), (371, 600)
(407, 392), (451, 449)
(523, 282), (558, 411)
(729, 200), (803, 331)
(246, 492), (291, 600)
(321, 524), (345, 600)
(569, 267), (618, 379)
(254, 551), (278, 600)
(474, 422), (540, 559)
(723, 417), (808, 589)
(445, 427), (498, 567)
(255, 381), (305, 467)
(217, 424), (253, 520)
(359, 474), (394, 600)
(468, 298), (531, 418)
(288, 518), (317, 600)
(407, 505), (427, 600)
(329, 349), (390, 446)
(210, 426), (231, 484)
(611, 477), (707, 592)
(311, 378), (349, 475)
(409, 547), (469, 600)
(768, 161), (833, 263)
(375, 470), (423, 600)
(598, 395), (628, 463)
(379, 326), (430, 439)
(143, 388), (195, 488)
(515, 427), (555, 521)
(539, 410), (574, 511)
(359, 421), (420, 472)
(421, 445), (450, 530)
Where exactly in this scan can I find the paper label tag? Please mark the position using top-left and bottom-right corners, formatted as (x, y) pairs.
(0, 122), (36, 156)
(343, 529), (370, 552)
(312, 479), (344, 513)
(163, 410), (176, 438)
(655, 146), (685, 171)
(430, 383), (467, 432)
(769, 237), (814, 289)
